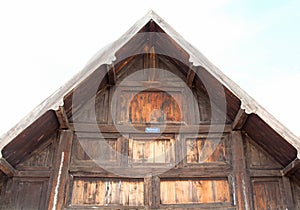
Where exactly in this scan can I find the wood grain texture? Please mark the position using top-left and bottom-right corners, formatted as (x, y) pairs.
(70, 178), (144, 206)
(160, 179), (230, 204)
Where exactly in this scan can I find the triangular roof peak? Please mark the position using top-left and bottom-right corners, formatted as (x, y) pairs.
(1, 11), (299, 161)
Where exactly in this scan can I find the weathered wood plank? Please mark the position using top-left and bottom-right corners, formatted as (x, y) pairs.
(282, 158), (300, 176)
(55, 106), (70, 129)
(186, 68), (196, 87)
(107, 64), (116, 85)
(282, 177), (295, 210)
(231, 109), (248, 130)
(0, 157), (17, 177)
(47, 130), (73, 210)
(231, 131), (252, 210)
(71, 123), (232, 133)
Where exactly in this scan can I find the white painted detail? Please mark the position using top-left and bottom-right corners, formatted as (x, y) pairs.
(52, 152), (65, 210)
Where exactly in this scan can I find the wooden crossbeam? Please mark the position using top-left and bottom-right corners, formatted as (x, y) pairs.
(232, 109), (248, 130)
(55, 106), (70, 129)
(282, 158), (300, 176)
(0, 157), (17, 177)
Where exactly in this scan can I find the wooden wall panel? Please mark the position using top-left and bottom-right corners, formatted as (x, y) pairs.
(70, 178), (144, 206)
(16, 141), (54, 170)
(73, 137), (119, 163)
(9, 178), (49, 210)
(129, 136), (175, 165)
(118, 90), (183, 124)
(252, 178), (285, 210)
(291, 179), (300, 209)
(245, 136), (283, 170)
(72, 88), (109, 123)
(160, 179), (230, 205)
(185, 136), (228, 164)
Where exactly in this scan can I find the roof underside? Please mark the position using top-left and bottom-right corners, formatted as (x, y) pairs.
(0, 11), (299, 177)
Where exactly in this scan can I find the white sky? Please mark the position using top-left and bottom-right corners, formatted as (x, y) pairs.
(0, 0), (299, 137)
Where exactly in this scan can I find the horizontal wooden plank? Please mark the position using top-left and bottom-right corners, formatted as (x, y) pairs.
(15, 170), (51, 178)
(70, 162), (231, 178)
(71, 123), (232, 134)
(249, 169), (282, 177)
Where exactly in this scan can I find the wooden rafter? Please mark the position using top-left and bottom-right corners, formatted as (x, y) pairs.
(0, 157), (17, 177)
(107, 63), (116, 85)
(55, 106), (70, 129)
(232, 108), (248, 130)
(186, 67), (196, 87)
(282, 158), (300, 176)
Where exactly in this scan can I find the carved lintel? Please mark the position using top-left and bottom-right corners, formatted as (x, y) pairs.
(232, 108), (248, 130)
(0, 157), (17, 177)
(55, 106), (70, 129)
(107, 63), (116, 85)
(282, 158), (300, 177)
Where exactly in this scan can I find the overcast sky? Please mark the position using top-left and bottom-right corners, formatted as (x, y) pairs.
(0, 0), (299, 137)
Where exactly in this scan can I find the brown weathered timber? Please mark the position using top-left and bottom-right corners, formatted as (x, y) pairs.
(47, 130), (73, 210)
(231, 109), (248, 130)
(186, 68), (196, 87)
(107, 63), (116, 85)
(0, 158), (17, 177)
(282, 158), (300, 176)
(55, 106), (70, 129)
(231, 131), (252, 210)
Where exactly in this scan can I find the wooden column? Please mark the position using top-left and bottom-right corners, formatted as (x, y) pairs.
(47, 130), (73, 210)
(231, 131), (252, 210)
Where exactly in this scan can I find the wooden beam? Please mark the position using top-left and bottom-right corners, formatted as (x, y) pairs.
(282, 158), (300, 176)
(186, 68), (196, 87)
(107, 63), (116, 85)
(0, 157), (17, 177)
(231, 131), (252, 210)
(47, 130), (73, 210)
(55, 106), (70, 129)
(70, 123), (232, 134)
(232, 109), (248, 130)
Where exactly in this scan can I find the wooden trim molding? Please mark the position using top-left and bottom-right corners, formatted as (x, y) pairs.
(232, 109), (248, 130)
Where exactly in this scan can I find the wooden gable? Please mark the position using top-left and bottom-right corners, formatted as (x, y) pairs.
(0, 11), (300, 210)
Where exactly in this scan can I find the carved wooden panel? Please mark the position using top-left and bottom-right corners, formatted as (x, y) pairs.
(70, 178), (144, 207)
(184, 135), (229, 165)
(117, 90), (183, 124)
(252, 178), (285, 210)
(160, 178), (230, 205)
(128, 135), (175, 166)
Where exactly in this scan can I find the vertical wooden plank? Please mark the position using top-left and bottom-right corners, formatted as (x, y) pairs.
(47, 130), (73, 210)
(231, 131), (252, 210)
(282, 177), (295, 210)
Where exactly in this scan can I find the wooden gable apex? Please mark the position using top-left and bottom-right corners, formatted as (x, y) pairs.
(0, 10), (300, 177)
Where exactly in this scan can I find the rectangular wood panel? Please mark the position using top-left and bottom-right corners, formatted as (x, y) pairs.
(129, 136), (175, 165)
(70, 178), (144, 206)
(252, 179), (285, 210)
(72, 136), (121, 166)
(160, 179), (230, 205)
(12, 179), (49, 210)
(185, 135), (228, 164)
(117, 90), (183, 124)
